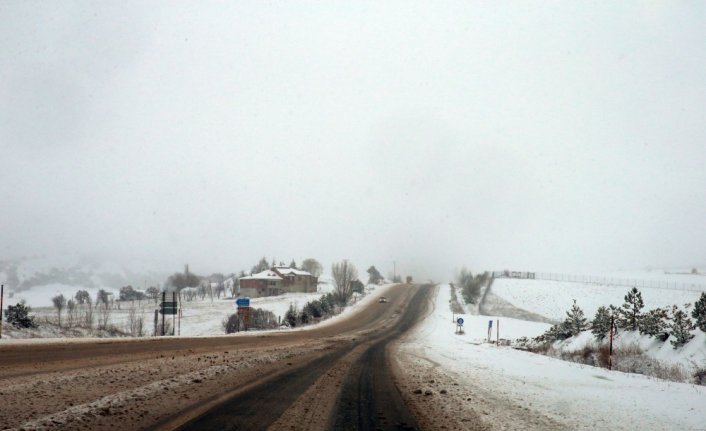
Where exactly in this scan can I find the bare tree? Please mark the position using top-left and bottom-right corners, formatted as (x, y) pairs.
(126, 304), (145, 337)
(52, 294), (67, 327)
(66, 299), (76, 327)
(84, 296), (94, 328)
(96, 289), (112, 330)
(331, 260), (358, 305)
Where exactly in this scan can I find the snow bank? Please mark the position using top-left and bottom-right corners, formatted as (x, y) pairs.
(400, 284), (706, 430)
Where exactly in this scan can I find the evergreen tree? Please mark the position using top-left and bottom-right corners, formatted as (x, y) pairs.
(542, 322), (572, 342)
(289, 259), (297, 269)
(564, 299), (588, 336)
(284, 304), (298, 328)
(251, 257), (270, 274)
(5, 302), (37, 328)
(639, 307), (669, 341)
(692, 292), (706, 332)
(299, 307), (311, 325)
(591, 306), (612, 340)
(618, 287), (644, 331)
(367, 265), (384, 285)
(351, 279), (365, 294)
(669, 305), (695, 349)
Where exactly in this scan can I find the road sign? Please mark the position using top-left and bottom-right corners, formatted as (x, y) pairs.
(456, 317), (464, 326)
(160, 300), (178, 315)
(488, 320), (493, 328)
(236, 297), (250, 307)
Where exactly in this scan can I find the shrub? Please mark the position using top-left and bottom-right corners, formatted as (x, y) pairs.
(457, 269), (488, 305)
(223, 313), (241, 334)
(285, 304), (298, 327)
(694, 366), (706, 386)
(249, 308), (278, 329)
(5, 302), (38, 328)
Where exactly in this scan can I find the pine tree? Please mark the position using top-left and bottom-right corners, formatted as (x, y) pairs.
(284, 304), (298, 328)
(6, 302), (38, 328)
(591, 306), (612, 340)
(669, 304), (695, 349)
(564, 299), (588, 336)
(289, 259), (297, 269)
(618, 287), (644, 331)
(639, 307), (669, 341)
(542, 322), (572, 342)
(692, 292), (706, 332)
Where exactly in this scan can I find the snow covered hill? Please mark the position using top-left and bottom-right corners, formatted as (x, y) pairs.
(0, 255), (169, 307)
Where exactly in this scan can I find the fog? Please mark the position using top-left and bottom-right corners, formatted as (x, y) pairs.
(2, 2), (705, 280)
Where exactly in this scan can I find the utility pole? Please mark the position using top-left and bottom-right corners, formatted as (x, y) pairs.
(609, 315), (614, 370)
(0, 284), (4, 339)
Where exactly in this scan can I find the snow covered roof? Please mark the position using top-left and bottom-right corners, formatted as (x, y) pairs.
(240, 270), (283, 281)
(272, 267), (313, 276)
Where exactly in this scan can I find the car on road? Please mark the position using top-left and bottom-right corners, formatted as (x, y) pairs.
(378, 296), (388, 303)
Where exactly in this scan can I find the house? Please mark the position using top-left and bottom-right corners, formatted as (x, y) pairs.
(271, 266), (318, 293)
(238, 270), (283, 297)
(238, 266), (318, 297)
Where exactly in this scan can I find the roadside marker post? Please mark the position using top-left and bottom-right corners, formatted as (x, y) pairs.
(487, 320), (493, 342)
(497, 319), (500, 347)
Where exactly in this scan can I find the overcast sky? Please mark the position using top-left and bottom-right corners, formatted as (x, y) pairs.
(1, 2), (705, 280)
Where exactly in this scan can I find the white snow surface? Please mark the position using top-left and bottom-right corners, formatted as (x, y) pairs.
(0, 283), (396, 342)
(491, 277), (705, 322)
(401, 284), (706, 430)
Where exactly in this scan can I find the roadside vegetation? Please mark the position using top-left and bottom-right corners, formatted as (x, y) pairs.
(515, 288), (706, 385)
(456, 268), (490, 305)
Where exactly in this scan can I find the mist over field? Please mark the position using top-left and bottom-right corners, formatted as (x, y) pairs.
(2, 2), (706, 280)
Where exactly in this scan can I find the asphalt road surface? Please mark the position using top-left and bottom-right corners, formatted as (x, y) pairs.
(0, 284), (431, 430)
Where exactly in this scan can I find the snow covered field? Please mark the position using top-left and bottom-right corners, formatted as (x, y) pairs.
(1, 283), (395, 340)
(491, 277), (705, 322)
(398, 284), (706, 430)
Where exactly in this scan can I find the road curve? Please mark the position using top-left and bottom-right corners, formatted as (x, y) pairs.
(0, 284), (431, 430)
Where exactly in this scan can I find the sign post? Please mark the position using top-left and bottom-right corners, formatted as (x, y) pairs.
(236, 297), (251, 331)
(487, 320), (493, 342)
(455, 317), (464, 334)
(159, 292), (179, 335)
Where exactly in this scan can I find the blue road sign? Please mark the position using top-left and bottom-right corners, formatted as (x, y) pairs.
(456, 317), (464, 326)
(236, 297), (250, 307)
(488, 320), (493, 328)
